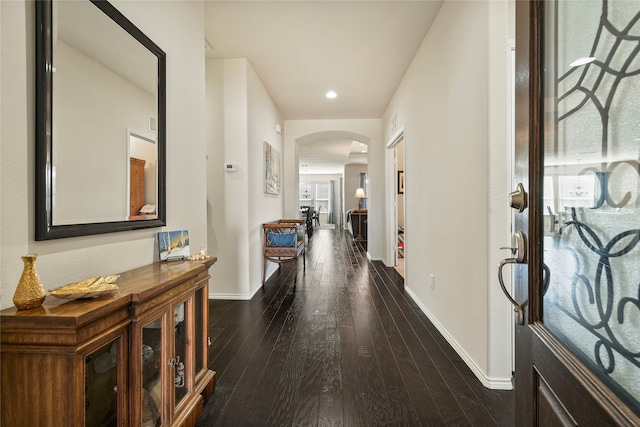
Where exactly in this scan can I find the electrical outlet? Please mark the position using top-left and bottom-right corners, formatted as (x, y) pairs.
(430, 273), (435, 290)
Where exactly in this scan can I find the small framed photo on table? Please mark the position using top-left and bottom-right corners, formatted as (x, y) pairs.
(157, 230), (190, 261)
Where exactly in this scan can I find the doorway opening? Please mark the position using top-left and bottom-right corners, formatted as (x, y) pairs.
(127, 129), (157, 219)
(387, 130), (405, 278)
(295, 131), (369, 236)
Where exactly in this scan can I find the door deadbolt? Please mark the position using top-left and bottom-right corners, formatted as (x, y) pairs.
(509, 183), (528, 212)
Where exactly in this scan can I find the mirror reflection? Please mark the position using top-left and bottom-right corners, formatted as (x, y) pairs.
(53, 0), (158, 225)
(36, 0), (166, 240)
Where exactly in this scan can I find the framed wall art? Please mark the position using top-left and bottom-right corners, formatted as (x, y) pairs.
(157, 230), (190, 261)
(264, 141), (281, 194)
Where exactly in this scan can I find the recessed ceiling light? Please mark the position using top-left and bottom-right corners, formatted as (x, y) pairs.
(570, 57), (596, 67)
(325, 90), (337, 99)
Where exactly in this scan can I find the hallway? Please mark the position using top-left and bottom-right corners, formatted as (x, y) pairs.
(198, 229), (514, 426)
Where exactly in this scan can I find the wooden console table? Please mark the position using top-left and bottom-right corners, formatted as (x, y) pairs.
(1, 257), (216, 427)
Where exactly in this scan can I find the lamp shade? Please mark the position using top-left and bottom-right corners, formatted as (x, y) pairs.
(354, 188), (366, 199)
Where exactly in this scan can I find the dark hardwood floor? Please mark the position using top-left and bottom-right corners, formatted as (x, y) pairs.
(198, 229), (514, 426)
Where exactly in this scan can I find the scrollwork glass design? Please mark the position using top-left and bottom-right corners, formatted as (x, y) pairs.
(542, 0), (640, 415)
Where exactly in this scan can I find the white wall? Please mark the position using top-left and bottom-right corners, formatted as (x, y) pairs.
(283, 120), (383, 260)
(1, 0), (207, 309)
(247, 63), (285, 294)
(487, 0), (514, 384)
(53, 41), (155, 225)
(381, 0), (513, 388)
(205, 58), (284, 299)
(205, 58), (229, 294)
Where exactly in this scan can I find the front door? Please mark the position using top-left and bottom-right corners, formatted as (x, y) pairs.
(513, 1), (640, 425)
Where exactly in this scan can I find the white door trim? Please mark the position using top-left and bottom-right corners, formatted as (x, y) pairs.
(507, 38), (516, 374)
(385, 127), (405, 268)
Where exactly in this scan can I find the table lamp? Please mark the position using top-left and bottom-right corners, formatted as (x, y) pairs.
(354, 187), (366, 209)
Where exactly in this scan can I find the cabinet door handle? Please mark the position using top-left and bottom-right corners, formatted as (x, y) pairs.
(168, 356), (179, 368)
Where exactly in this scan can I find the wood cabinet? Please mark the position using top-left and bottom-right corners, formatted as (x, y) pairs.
(1, 258), (216, 427)
(348, 209), (367, 242)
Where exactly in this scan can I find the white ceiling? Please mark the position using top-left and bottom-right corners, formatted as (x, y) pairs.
(204, 1), (443, 173)
(299, 138), (368, 175)
(56, 1), (158, 95)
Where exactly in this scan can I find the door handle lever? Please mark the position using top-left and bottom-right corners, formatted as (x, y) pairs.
(498, 258), (525, 325)
(497, 231), (526, 325)
(499, 246), (517, 257)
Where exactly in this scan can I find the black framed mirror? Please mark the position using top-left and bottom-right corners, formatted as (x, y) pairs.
(35, 0), (166, 240)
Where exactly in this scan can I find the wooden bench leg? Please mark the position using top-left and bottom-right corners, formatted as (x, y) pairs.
(263, 257), (267, 284)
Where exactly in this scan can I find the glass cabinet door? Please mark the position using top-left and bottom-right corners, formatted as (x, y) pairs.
(141, 315), (165, 427)
(194, 287), (205, 376)
(85, 336), (122, 427)
(173, 299), (191, 408)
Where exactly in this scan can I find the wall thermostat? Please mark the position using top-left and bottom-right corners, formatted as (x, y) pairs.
(225, 163), (238, 172)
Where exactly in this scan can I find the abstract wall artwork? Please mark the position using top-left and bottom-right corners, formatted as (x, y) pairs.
(264, 141), (280, 195)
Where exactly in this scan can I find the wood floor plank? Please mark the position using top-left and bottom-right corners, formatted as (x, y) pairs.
(262, 239), (328, 425)
(370, 264), (486, 425)
(205, 273), (294, 426)
(368, 260), (500, 426)
(358, 250), (454, 425)
(290, 235), (334, 426)
(264, 300), (312, 426)
(197, 228), (514, 427)
(366, 274), (448, 425)
(242, 289), (308, 425)
(341, 238), (394, 425)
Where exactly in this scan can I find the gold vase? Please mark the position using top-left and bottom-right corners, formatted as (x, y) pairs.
(13, 254), (46, 310)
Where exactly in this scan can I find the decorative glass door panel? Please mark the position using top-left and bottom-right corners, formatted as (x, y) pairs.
(85, 337), (121, 427)
(541, 0), (640, 416)
(142, 316), (164, 427)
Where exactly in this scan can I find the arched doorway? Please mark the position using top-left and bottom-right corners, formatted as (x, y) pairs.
(295, 131), (369, 235)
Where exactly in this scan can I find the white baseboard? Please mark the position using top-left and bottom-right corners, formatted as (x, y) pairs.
(209, 282), (263, 301)
(404, 286), (513, 391)
(208, 292), (251, 300)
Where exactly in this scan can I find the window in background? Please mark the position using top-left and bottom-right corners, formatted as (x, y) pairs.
(315, 181), (329, 214)
(544, 175), (555, 212)
(299, 181), (313, 207)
